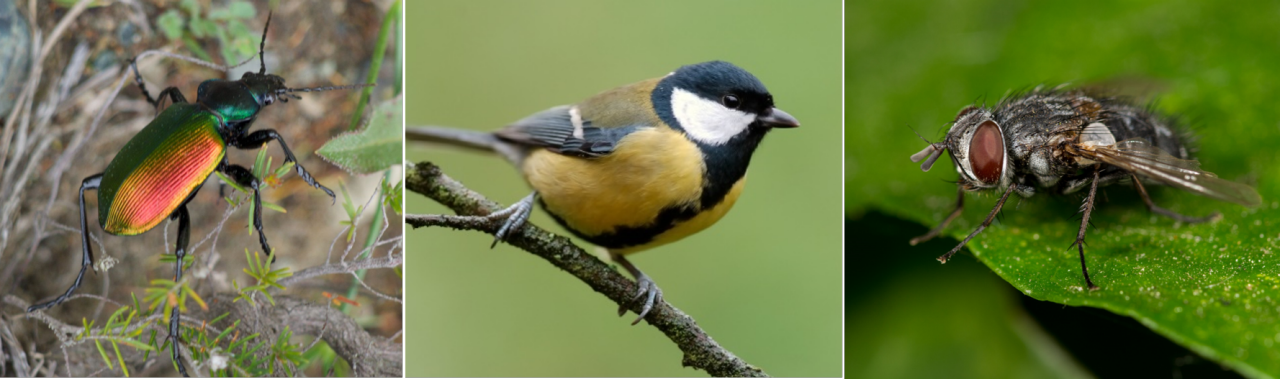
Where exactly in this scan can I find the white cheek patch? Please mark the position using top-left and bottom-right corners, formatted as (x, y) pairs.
(670, 88), (755, 146)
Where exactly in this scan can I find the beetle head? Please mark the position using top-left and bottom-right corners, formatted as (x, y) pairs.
(239, 12), (374, 108)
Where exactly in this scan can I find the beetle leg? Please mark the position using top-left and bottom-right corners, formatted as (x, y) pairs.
(27, 174), (102, 312)
(168, 206), (191, 377)
(221, 163), (272, 256)
(129, 58), (188, 111)
(233, 129), (336, 202)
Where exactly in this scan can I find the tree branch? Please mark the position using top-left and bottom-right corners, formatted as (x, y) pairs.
(195, 293), (403, 377)
(405, 161), (768, 377)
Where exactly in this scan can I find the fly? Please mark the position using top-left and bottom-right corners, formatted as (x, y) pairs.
(908, 85), (1261, 289)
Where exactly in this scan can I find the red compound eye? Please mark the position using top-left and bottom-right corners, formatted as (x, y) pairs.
(968, 120), (1004, 184)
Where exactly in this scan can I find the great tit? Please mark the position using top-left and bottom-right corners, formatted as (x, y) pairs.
(408, 61), (799, 323)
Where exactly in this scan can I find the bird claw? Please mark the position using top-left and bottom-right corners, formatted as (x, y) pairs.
(618, 274), (663, 325)
(488, 193), (536, 248)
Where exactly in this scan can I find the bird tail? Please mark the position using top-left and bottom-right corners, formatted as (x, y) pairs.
(406, 126), (526, 165)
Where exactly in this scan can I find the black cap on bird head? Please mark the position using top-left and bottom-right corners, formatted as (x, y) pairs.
(652, 61), (799, 147)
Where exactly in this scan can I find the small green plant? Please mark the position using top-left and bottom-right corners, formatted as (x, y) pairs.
(155, 0), (259, 65)
(337, 182), (366, 243)
(232, 249), (291, 307)
(382, 176), (404, 215)
(80, 304), (155, 377)
(143, 277), (207, 325)
(268, 326), (307, 376)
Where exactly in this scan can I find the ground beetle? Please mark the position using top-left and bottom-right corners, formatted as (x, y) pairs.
(26, 14), (373, 376)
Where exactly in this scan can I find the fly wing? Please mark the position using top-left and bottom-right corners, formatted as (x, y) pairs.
(1090, 139), (1261, 206)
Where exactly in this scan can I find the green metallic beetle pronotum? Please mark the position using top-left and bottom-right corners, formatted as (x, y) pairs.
(26, 13), (372, 376)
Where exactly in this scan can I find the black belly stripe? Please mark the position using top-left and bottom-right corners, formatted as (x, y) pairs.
(544, 198), (700, 249)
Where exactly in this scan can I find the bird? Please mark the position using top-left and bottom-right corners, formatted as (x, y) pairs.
(408, 61), (798, 324)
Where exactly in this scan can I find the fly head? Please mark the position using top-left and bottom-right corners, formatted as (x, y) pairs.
(911, 105), (1011, 191)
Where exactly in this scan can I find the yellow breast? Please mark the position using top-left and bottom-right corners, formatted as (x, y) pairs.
(521, 127), (745, 254)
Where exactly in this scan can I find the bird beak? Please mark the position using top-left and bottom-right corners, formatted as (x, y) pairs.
(760, 108), (800, 128)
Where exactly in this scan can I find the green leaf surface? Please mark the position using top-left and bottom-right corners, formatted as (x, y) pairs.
(317, 96), (403, 174)
(208, 0), (255, 20)
(848, 0), (1280, 377)
(156, 10), (185, 41)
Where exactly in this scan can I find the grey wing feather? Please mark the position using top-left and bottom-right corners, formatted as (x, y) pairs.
(494, 106), (638, 158)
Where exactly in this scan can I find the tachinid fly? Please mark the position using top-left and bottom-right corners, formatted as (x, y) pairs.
(909, 85), (1261, 289)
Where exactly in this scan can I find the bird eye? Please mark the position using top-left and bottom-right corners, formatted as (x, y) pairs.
(968, 120), (1004, 184)
(721, 95), (740, 109)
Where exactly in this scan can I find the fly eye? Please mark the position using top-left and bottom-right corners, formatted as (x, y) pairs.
(721, 95), (740, 109)
(968, 120), (1004, 184)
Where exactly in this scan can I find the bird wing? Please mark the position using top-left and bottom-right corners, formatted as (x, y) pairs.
(494, 105), (644, 158)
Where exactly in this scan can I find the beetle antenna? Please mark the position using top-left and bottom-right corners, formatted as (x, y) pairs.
(259, 12), (272, 75)
(280, 83), (376, 94)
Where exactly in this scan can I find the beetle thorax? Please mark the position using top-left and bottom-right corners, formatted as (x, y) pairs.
(197, 79), (263, 123)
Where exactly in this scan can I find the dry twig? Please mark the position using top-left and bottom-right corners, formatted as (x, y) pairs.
(405, 161), (768, 378)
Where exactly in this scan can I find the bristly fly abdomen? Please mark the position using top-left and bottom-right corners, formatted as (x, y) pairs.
(909, 85), (1261, 290)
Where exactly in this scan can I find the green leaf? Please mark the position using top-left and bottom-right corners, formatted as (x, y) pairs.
(215, 172), (247, 196)
(209, 0), (256, 20)
(262, 201), (287, 214)
(317, 96), (404, 174)
(253, 147), (269, 179)
(116, 338), (156, 351)
(382, 176), (403, 215)
(179, 0), (201, 20)
(112, 340), (129, 377)
(156, 10), (186, 41)
(848, 2), (1280, 377)
(95, 339), (113, 370)
(189, 18), (218, 40)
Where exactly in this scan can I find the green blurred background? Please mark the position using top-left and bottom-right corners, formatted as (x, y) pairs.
(404, 0), (842, 377)
(848, 0), (1279, 378)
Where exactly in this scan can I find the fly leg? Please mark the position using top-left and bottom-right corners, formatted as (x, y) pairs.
(1131, 174), (1222, 223)
(27, 175), (102, 312)
(1072, 169), (1101, 290)
(167, 206), (192, 377)
(910, 186), (964, 245)
(938, 184), (1015, 264)
(231, 130), (335, 202)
